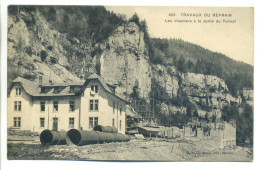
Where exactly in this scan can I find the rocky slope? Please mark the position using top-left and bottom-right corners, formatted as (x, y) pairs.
(8, 10), (93, 87)
(8, 8), (247, 120)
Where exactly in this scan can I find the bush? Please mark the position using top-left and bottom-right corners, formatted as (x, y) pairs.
(40, 50), (48, 62)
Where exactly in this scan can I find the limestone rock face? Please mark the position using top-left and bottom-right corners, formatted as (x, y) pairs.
(99, 22), (152, 98)
(182, 73), (228, 90)
(152, 65), (179, 97)
(99, 22), (181, 99)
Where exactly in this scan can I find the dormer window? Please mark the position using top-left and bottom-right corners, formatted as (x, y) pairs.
(41, 87), (44, 93)
(91, 85), (98, 93)
(16, 88), (21, 95)
(53, 87), (65, 94)
(70, 86), (75, 93)
(53, 87), (59, 94)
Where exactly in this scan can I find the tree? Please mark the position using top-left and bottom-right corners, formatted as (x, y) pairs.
(130, 80), (140, 99)
(129, 12), (140, 26)
(178, 56), (186, 73)
(140, 20), (148, 33)
(48, 7), (56, 22)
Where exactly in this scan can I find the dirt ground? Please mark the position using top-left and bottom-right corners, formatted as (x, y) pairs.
(7, 136), (253, 161)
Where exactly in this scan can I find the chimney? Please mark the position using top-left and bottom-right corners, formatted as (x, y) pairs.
(39, 76), (42, 85)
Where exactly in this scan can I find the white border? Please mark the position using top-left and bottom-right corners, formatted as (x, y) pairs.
(1, 0), (259, 170)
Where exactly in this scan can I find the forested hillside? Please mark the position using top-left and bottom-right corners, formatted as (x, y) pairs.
(9, 6), (123, 43)
(150, 38), (254, 97)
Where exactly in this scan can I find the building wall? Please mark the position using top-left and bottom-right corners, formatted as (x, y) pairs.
(7, 84), (33, 131)
(80, 80), (126, 134)
(7, 84), (81, 133)
(30, 96), (80, 132)
(8, 80), (126, 134)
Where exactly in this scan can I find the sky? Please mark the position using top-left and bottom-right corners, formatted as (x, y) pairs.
(105, 6), (254, 66)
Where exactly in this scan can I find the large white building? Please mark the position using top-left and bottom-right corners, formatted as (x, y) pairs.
(7, 73), (127, 134)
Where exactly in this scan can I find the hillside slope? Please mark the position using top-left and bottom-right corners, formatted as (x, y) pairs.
(8, 6), (253, 120)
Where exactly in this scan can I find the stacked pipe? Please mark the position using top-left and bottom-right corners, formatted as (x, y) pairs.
(94, 125), (118, 133)
(40, 126), (130, 146)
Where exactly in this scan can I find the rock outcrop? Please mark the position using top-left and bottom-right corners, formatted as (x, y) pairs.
(8, 9), (249, 120)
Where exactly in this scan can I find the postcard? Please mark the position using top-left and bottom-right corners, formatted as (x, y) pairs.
(6, 5), (254, 162)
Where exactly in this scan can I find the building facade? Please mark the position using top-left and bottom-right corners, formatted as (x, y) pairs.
(7, 73), (127, 134)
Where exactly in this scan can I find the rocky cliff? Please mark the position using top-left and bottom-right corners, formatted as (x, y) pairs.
(8, 7), (247, 120)
(99, 22), (151, 98)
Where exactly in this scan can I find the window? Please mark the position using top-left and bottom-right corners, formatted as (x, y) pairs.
(40, 102), (45, 112)
(18, 101), (21, 111)
(113, 102), (115, 114)
(13, 117), (21, 127)
(14, 101), (17, 111)
(40, 118), (45, 127)
(89, 117), (98, 128)
(95, 85), (98, 93)
(112, 118), (115, 127)
(69, 101), (75, 112)
(95, 100), (99, 110)
(14, 101), (21, 111)
(69, 118), (74, 128)
(16, 88), (21, 95)
(120, 120), (122, 131)
(120, 107), (122, 116)
(90, 100), (98, 111)
(94, 117), (98, 127)
(90, 100), (94, 111)
(53, 101), (58, 112)
(89, 117), (93, 128)
(91, 85), (99, 93)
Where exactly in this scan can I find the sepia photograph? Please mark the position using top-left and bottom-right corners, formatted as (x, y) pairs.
(6, 5), (254, 162)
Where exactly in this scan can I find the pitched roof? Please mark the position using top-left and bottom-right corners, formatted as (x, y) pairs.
(11, 74), (128, 103)
(86, 73), (113, 93)
(12, 77), (39, 96)
(82, 73), (128, 103)
(11, 77), (78, 97)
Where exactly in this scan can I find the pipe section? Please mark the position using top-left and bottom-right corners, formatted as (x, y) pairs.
(93, 125), (118, 133)
(66, 129), (130, 146)
(40, 129), (67, 145)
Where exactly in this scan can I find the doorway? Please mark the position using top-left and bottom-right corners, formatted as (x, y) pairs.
(53, 118), (58, 131)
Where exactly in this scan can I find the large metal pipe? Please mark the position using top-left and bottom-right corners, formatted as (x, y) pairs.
(66, 129), (130, 146)
(40, 129), (67, 145)
(114, 133), (130, 142)
(93, 125), (118, 133)
(66, 129), (100, 146)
